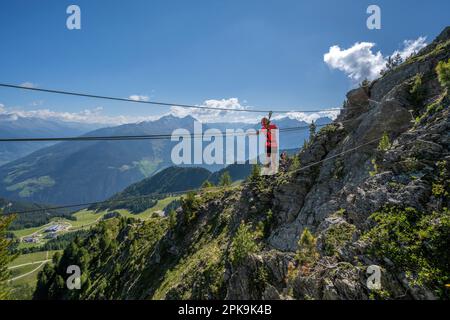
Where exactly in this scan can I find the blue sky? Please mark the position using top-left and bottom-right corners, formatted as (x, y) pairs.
(0, 0), (449, 124)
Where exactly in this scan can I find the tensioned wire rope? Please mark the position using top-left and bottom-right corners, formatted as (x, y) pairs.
(2, 77), (420, 214)
(0, 82), (371, 113)
(9, 134), (387, 215)
(0, 115), (371, 142)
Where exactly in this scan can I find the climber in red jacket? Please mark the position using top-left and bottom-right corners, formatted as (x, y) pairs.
(259, 115), (279, 175)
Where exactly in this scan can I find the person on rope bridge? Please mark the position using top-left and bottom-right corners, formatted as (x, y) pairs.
(259, 112), (279, 175)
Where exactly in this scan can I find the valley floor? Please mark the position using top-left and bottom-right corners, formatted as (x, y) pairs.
(6, 195), (180, 299)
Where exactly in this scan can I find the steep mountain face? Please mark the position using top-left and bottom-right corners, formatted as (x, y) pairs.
(34, 28), (449, 301)
(0, 115), (101, 166)
(0, 114), (325, 205)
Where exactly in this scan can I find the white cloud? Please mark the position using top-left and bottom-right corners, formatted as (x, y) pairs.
(20, 82), (37, 88)
(324, 42), (385, 82)
(0, 104), (160, 125)
(273, 110), (340, 123)
(392, 36), (427, 60)
(171, 98), (338, 123)
(0, 98), (337, 126)
(324, 36), (428, 82)
(170, 98), (257, 123)
(128, 94), (149, 102)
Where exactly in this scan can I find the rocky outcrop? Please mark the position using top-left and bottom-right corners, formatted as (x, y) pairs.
(223, 26), (450, 300)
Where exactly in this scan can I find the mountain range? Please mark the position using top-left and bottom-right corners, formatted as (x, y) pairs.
(0, 115), (330, 205)
(0, 114), (102, 166)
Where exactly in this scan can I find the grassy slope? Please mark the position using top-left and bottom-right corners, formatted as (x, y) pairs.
(7, 250), (61, 300)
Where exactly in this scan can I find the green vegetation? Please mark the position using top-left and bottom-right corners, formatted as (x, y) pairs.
(369, 132), (392, 177)
(262, 209), (274, 238)
(369, 158), (379, 177)
(181, 192), (201, 222)
(19, 231), (89, 254)
(295, 228), (319, 268)
(432, 160), (449, 198)
(201, 180), (214, 188)
(363, 206), (450, 297)
(153, 238), (225, 299)
(249, 165), (261, 182)
(333, 158), (345, 179)
(405, 39), (450, 65)
(229, 223), (259, 266)
(415, 92), (446, 125)
(219, 171), (232, 187)
(6, 176), (55, 198)
(134, 159), (161, 177)
(309, 121), (317, 142)
(322, 222), (356, 256)
(377, 132), (391, 152)
(168, 209), (177, 229)
(436, 58), (450, 90)
(380, 53), (403, 76)
(409, 74), (426, 106)
(0, 213), (17, 299)
(0, 197), (74, 231)
(33, 217), (167, 300)
(290, 155), (301, 171)
(6, 250), (61, 300)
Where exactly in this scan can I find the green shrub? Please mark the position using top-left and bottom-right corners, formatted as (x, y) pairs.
(168, 209), (177, 228)
(369, 158), (379, 177)
(402, 157), (421, 172)
(201, 180), (214, 189)
(229, 223), (259, 266)
(181, 192), (201, 222)
(219, 171), (232, 187)
(0, 213), (17, 299)
(436, 58), (450, 91)
(309, 121), (317, 142)
(290, 156), (301, 171)
(363, 206), (450, 297)
(323, 223), (356, 256)
(409, 74), (426, 106)
(249, 165), (261, 182)
(378, 132), (391, 152)
(262, 209), (274, 238)
(295, 228), (319, 267)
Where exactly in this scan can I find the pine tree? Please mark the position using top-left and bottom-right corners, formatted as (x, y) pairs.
(295, 228), (319, 267)
(249, 164), (261, 181)
(291, 155), (301, 171)
(436, 58), (450, 91)
(219, 171), (232, 187)
(409, 73), (425, 106)
(309, 121), (316, 142)
(168, 209), (177, 228)
(392, 53), (403, 67)
(230, 222), (259, 266)
(201, 180), (213, 189)
(0, 212), (16, 300)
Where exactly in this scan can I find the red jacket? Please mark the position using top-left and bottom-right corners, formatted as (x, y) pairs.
(261, 123), (278, 147)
